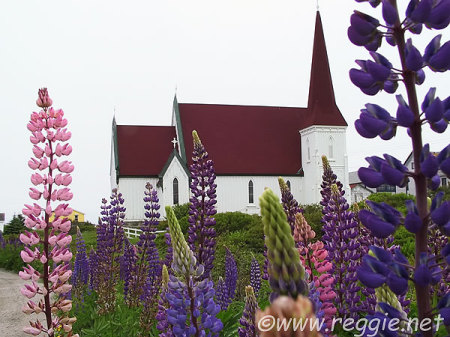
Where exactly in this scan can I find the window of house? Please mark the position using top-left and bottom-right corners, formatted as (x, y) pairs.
(248, 180), (254, 204)
(442, 177), (447, 187)
(286, 180), (291, 190)
(411, 162), (414, 169)
(173, 178), (179, 205)
(74, 214), (79, 222)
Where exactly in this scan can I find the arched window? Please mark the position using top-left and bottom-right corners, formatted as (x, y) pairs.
(173, 178), (179, 205)
(286, 180), (291, 190)
(248, 180), (254, 204)
(329, 136), (334, 159)
(307, 139), (310, 161)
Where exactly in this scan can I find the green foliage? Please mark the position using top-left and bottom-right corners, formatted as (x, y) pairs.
(367, 192), (415, 215)
(68, 222), (96, 235)
(393, 227), (416, 261)
(3, 214), (25, 235)
(216, 303), (244, 337)
(0, 240), (25, 272)
(429, 185), (450, 200)
(75, 291), (143, 337)
(215, 212), (260, 234)
(172, 203), (190, 219)
(301, 203), (323, 239)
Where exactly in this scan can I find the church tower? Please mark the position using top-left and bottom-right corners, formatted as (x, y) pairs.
(299, 11), (349, 204)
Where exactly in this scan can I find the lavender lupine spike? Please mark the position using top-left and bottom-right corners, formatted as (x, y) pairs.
(95, 189), (126, 314)
(20, 88), (78, 337)
(238, 286), (259, 337)
(349, 1), (450, 334)
(188, 130), (217, 280)
(72, 227), (90, 302)
(165, 206), (223, 336)
(88, 248), (97, 291)
(322, 184), (361, 321)
(122, 237), (137, 302)
(278, 177), (303, 233)
(259, 188), (308, 302)
(250, 256), (261, 298)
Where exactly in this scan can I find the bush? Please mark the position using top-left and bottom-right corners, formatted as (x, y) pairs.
(301, 204), (323, 239)
(367, 192), (415, 215)
(0, 235), (25, 272)
(215, 212), (261, 234)
(172, 203), (190, 219)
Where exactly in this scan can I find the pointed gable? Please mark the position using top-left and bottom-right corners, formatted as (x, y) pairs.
(306, 11), (347, 127)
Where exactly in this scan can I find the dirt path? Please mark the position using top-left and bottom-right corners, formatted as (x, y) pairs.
(0, 269), (36, 337)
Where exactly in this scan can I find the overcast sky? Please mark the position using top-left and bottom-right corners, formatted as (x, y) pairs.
(0, 0), (448, 222)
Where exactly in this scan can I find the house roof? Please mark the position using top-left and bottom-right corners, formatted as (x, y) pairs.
(113, 11), (347, 177)
(116, 125), (176, 176)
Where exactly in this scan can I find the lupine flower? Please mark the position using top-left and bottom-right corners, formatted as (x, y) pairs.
(215, 277), (229, 311)
(122, 237), (138, 302)
(293, 213), (336, 330)
(320, 156), (343, 210)
(238, 286), (259, 337)
(188, 130), (217, 280)
(250, 257), (262, 298)
(259, 188), (308, 301)
(165, 206), (223, 336)
(278, 177), (303, 233)
(256, 295), (323, 337)
(155, 265), (174, 336)
(95, 189), (126, 314)
(21, 88), (76, 336)
(322, 184), (361, 321)
(72, 227), (90, 303)
(224, 247), (238, 304)
(88, 248), (97, 291)
(163, 232), (174, 271)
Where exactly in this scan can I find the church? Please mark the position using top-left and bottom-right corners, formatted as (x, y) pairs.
(110, 11), (349, 222)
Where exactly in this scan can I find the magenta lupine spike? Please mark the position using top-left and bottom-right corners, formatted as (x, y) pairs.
(20, 88), (78, 337)
(187, 130), (218, 280)
(293, 213), (337, 331)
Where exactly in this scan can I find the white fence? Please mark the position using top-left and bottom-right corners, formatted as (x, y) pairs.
(123, 226), (166, 239)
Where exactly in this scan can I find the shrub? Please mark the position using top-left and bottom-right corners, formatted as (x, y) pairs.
(2, 214), (25, 235)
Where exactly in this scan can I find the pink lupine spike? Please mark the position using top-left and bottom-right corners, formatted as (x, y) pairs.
(36, 88), (53, 108)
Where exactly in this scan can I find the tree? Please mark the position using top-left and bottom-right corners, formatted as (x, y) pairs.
(3, 214), (25, 235)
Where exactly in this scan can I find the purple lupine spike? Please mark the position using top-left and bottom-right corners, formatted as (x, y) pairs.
(250, 257), (261, 298)
(320, 156), (344, 210)
(166, 206), (223, 335)
(225, 247), (238, 304)
(88, 248), (97, 291)
(72, 227), (90, 302)
(163, 232), (173, 271)
(187, 131), (217, 280)
(278, 177), (303, 233)
(122, 237), (137, 301)
(215, 277), (228, 311)
(262, 242), (269, 280)
(155, 265), (174, 336)
(95, 189), (126, 314)
(238, 286), (259, 337)
(322, 184), (361, 321)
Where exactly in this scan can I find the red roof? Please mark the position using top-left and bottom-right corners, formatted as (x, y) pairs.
(116, 125), (176, 176)
(179, 104), (307, 175)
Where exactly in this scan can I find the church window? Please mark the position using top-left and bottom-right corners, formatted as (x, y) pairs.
(286, 180), (291, 190)
(307, 139), (310, 161)
(173, 178), (179, 205)
(248, 180), (254, 204)
(329, 136), (334, 159)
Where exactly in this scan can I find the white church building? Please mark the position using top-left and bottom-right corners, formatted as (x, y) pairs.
(110, 11), (349, 222)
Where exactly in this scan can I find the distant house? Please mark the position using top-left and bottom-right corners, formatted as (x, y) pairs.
(397, 151), (448, 196)
(49, 209), (85, 223)
(349, 171), (375, 204)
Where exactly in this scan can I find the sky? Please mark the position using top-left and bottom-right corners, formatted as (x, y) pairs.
(0, 0), (448, 223)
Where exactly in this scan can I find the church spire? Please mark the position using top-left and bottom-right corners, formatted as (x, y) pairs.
(307, 11), (347, 126)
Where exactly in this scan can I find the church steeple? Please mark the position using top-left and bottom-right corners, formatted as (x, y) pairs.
(307, 11), (346, 126)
